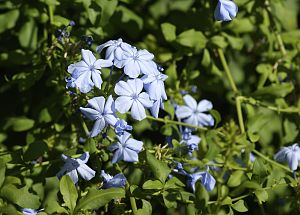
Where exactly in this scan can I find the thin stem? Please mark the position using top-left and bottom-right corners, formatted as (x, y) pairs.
(116, 163), (138, 215)
(217, 48), (238, 93)
(236, 96), (245, 133)
(252, 149), (292, 173)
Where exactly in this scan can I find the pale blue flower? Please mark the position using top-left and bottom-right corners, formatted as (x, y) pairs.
(173, 162), (188, 175)
(114, 119), (133, 135)
(100, 170), (126, 188)
(149, 98), (164, 118)
(176, 95), (214, 127)
(108, 131), (143, 163)
(21, 208), (44, 215)
(142, 71), (168, 101)
(57, 152), (95, 184)
(214, 0), (238, 21)
(114, 79), (153, 121)
(96, 38), (132, 68)
(80, 95), (118, 137)
(67, 49), (113, 93)
(181, 128), (201, 156)
(115, 46), (156, 78)
(274, 143), (300, 171)
(187, 169), (216, 192)
(65, 76), (76, 89)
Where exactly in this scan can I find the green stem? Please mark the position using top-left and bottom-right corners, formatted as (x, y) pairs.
(252, 149), (292, 173)
(116, 164), (138, 215)
(236, 96), (245, 133)
(242, 96), (300, 114)
(145, 114), (207, 131)
(217, 48), (238, 93)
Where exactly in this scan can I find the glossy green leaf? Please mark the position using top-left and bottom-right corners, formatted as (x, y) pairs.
(232, 200), (248, 212)
(161, 23), (176, 42)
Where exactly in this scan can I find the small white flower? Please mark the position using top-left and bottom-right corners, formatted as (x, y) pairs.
(57, 152), (95, 184)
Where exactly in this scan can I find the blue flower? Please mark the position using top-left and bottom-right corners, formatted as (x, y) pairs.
(115, 46), (157, 78)
(21, 208), (44, 215)
(80, 95), (118, 137)
(114, 119), (133, 135)
(114, 79), (153, 121)
(108, 131), (143, 163)
(96, 38), (132, 68)
(181, 128), (201, 156)
(176, 95), (214, 127)
(57, 152), (95, 184)
(187, 169), (216, 192)
(274, 143), (300, 171)
(100, 170), (126, 188)
(214, 0), (238, 21)
(67, 49), (113, 93)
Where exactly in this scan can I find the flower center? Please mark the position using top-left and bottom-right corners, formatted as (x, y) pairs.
(89, 65), (95, 71)
(132, 94), (138, 100)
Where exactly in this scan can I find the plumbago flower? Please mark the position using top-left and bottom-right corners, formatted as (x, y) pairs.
(21, 208), (44, 215)
(115, 46), (156, 78)
(274, 143), (300, 171)
(56, 152), (95, 184)
(114, 78), (153, 121)
(214, 0), (238, 21)
(176, 94), (214, 127)
(108, 131), (143, 163)
(80, 95), (118, 137)
(96, 38), (132, 68)
(142, 63), (168, 118)
(186, 169), (216, 192)
(181, 128), (201, 156)
(100, 170), (126, 188)
(114, 119), (133, 135)
(67, 49), (113, 93)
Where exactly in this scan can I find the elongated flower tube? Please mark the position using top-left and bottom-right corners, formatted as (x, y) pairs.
(214, 0), (238, 21)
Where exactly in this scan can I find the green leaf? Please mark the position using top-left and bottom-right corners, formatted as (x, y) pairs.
(227, 171), (244, 187)
(162, 190), (178, 208)
(232, 200), (248, 212)
(254, 189), (268, 203)
(161, 23), (176, 42)
(74, 188), (125, 212)
(0, 9), (19, 33)
(252, 83), (294, 98)
(210, 35), (228, 48)
(142, 180), (164, 190)
(117, 6), (143, 29)
(145, 151), (171, 183)
(226, 18), (255, 34)
(195, 183), (209, 209)
(164, 177), (185, 189)
(18, 18), (38, 49)
(39, 108), (52, 123)
(96, 0), (118, 26)
(23, 141), (48, 161)
(165, 62), (178, 88)
(283, 119), (299, 143)
(0, 184), (40, 208)
(4, 117), (35, 132)
(60, 175), (78, 213)
(137, 199), (152, 215)
(44, 177), (67, 214)
(221, 196), (232, 206)
(177, 29), (207, 50)
(0, 159), (6, 188)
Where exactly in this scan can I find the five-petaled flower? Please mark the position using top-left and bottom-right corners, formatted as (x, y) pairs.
(67, 49), (113, 93)
(176, 94), (214, 127)
(96, 38), (132, 68)
(100, 170), (127, 188)
(108, 131), (143, 163)
(114, 78), (153, 121)
(115, 46), (156, 78)
(80, 95), (118, 137)
(214, 0), (238, 21)
(274, 143), (300, 171)
(57, 152), (95, 184)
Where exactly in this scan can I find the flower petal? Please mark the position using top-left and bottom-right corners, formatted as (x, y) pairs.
(197, 99), (213, 112)
(94, 59), (113, 69)
(67, 169), (79, 184)
(183, 95), (197, 110)
(138, 92), (153, 108)
(74, 70), (93, 93)
(124, 60), (140, 78)
(175, 106), (193, 119)
(77, 163), (95, 181)
(91, 71), (103, 89)
(90, 118), (106, 137)
(115, 96), (133, 113)
(81, 49), (96, 66)
(80, 107), (99, 121)
(115, 80), (132, 96)
(131, 100), (146, 121)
